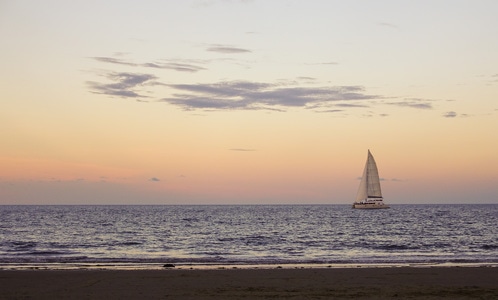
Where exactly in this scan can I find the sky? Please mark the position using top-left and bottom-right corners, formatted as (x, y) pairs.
(1, 0), (497, 205)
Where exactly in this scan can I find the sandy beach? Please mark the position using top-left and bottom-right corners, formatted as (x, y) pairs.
(1, 266), (497, 299)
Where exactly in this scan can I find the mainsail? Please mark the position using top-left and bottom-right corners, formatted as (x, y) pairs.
(355, 150), (382, 201)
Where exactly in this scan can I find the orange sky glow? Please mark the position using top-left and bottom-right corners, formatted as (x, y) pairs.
(1, 1), (497, 204)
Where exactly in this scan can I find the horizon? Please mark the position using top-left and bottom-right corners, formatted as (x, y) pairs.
(1, 203), (497, 207)
(1, 1), (497, 205)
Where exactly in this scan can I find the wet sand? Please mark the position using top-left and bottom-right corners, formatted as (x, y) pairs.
(1, 267), (497, 299)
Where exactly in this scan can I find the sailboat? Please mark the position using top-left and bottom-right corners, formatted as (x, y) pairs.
(353, 150), (390, 209)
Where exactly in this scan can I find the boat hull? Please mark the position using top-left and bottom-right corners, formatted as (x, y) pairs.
(352, 203), (390, 209)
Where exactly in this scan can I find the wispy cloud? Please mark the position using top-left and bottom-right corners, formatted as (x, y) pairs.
(315, 109), (344, 113)
(149, 177), (160, 182)
(161, 81), (380, 111)
(443, 111), (457, 118)
(387, 98), (433, 109)
(335, 103), (369, 108)
(144, 62), (206, 72)
(88, 54), (444, 115)
(306, 61), (339, 66)
(206, 45), (252, 54)
(87, 72), (158, 98)
(378, 22), (399, 29)
(489, 74), (498, 84)
(92, 57), (136, 66)
(297, 76), (317, 81)
(91, 57), (206, 73)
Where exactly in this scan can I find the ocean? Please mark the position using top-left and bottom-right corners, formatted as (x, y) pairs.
(1, 205), (497, 269)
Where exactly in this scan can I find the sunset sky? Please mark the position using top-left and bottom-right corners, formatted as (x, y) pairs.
(1, 0), (497, 204)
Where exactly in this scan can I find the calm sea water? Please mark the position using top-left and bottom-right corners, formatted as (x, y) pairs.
(0, 205), (497, 269)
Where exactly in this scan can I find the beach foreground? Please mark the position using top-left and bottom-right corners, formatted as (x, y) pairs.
(1, 267), (497, 299)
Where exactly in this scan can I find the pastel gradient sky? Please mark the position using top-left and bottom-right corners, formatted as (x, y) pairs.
(1, 0), (497, 204)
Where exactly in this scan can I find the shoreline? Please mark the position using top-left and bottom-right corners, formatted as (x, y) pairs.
(1, 266), (497, 299)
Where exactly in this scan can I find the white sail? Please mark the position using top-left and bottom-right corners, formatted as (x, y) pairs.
(355, 150), (382, 201)
(353, 150), (388, 209)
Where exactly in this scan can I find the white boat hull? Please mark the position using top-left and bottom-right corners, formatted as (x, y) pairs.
(352, 203), (390, 209)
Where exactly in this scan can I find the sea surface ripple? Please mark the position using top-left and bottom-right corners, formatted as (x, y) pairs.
(0, 204), (497, 269)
